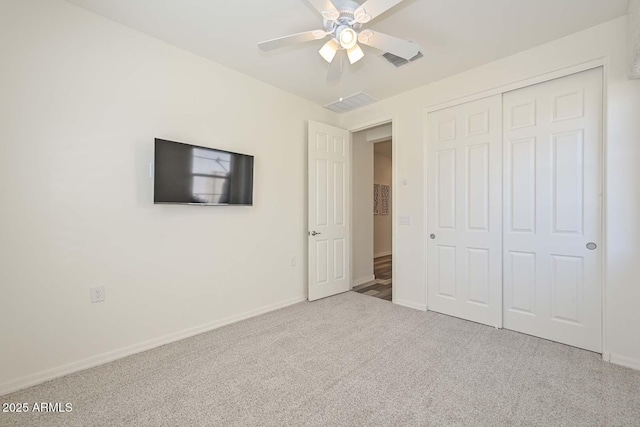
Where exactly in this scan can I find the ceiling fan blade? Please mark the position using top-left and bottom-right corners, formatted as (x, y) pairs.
(354, 0), (404, 23)
(258, 30), (327, 51)
(307, 0), (340, 20)
(327, 50), (344, 82)
(358, 30), (419, 60)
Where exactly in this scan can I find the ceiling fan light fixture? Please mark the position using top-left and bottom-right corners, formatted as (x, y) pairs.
(257, 0), (420, 85)
(319, 39), (340, 63)
(347, 44), (364, 64)
(339, 28), (358, 49)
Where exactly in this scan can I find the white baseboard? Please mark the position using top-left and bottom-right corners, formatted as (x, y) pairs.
(610, 353), (640, 371)
(394, 299), (427, 311)
(0, 295), (307, 397)
(374, 251), (392, 258)
(353, 275), (376, 287)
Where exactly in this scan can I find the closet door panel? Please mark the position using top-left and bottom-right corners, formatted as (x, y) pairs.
(427, 95), (503, 328)
(502, 68), (603, 352)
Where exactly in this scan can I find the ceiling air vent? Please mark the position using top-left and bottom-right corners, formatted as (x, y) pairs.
(382, 51), (423, 68)
(324, 92), (377, 113)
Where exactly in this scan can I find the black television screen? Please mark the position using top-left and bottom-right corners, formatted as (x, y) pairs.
(154, 138), (254, 206)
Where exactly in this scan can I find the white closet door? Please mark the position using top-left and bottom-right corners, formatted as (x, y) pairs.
(427, 95), (503, 327)
(503, 68), (602, 352)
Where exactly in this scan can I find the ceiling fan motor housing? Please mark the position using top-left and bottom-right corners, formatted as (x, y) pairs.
(323, 0), (364, 42)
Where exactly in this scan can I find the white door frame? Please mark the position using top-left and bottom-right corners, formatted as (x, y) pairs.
(348, 117), (397, 304)
(423, 58), (608, 359)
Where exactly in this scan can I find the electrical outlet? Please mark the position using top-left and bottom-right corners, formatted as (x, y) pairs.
(90, 286), (105, 303)
(290, 256), (296, 267)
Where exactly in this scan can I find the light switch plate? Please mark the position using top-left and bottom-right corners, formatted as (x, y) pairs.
(399, 216), (411, 225)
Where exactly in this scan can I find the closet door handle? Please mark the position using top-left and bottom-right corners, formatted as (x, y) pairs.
(430, 234), (436, 240)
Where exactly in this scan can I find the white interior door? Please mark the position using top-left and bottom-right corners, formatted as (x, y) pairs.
(308, 121), (351, 301)
(502, 68), (603, 352)
(427, 95), (503, 327)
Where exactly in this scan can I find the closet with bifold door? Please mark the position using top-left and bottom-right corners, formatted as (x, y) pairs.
(426, 67), (603, 353)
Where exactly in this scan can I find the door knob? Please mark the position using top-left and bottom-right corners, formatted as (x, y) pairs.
(430, 234), (436, 240)
(310, 231), (321, 236)
(586, 242), (597, 250)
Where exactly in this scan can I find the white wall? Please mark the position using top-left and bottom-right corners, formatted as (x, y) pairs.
(0, 0), (338, 393)
(340, 16), (640, 369)
(374, 143), (392, 257)
(351, 131), (374, 284)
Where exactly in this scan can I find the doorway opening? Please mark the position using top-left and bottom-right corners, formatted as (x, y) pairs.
(351, 123), (393, 302)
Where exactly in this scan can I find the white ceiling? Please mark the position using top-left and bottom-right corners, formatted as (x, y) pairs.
(66, 0), (628, 108)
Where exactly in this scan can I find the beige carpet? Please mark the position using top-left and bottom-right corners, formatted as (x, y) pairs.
(2, 292), (639, 426)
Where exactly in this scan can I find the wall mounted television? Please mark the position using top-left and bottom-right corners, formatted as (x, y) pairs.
(154, 138), (254, 206)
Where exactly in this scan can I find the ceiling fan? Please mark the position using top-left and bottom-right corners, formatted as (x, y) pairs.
(258, 0), (420, 81)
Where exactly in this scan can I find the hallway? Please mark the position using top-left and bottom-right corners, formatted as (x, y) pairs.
(353, 255), (392, 301)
